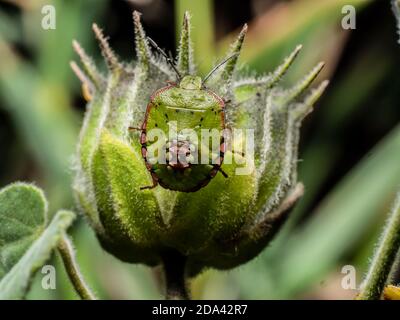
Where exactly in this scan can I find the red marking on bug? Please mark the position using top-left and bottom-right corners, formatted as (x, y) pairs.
(167, 140), (192, 170)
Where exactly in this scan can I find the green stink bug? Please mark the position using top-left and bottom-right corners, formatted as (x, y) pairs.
(134, 39), (236, 192)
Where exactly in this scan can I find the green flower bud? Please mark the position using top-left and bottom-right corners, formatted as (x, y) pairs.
(71, 11), (328, 276)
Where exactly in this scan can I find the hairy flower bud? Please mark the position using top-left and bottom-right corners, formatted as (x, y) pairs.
(71, 11), (328, 275)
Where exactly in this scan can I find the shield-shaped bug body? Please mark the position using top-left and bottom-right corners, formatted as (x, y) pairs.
(140, 75), (227, 192)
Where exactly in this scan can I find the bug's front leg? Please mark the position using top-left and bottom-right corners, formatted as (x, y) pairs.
(128, 126), (144, 132)
(140, 183), (158, 190)
(140, 173), (159, 190)
(218, 167), (228, 178)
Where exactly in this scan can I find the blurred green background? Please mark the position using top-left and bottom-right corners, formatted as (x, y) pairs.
(0, 0), (400, 299)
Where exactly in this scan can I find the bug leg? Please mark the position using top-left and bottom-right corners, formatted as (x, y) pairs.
(140, 184), (157, 190)
(140, 172), (159, 190)
(140, 181), (158, 190)
(218, 168), (229, 178)
(128, 126), (144, 132)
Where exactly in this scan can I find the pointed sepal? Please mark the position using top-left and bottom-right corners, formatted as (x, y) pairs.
(284, 61), (325, 103)
(72, 40), (104, 88)
(292, 80), (329, 121)
(177, 11), (194, 75)
(219, 24), (248, 82)
(92, 23), (122, 72)
(207, 24), (247, 95)
(70, 61), (94, 100)
(133, 10), (152, 70)
(266, 45), (302, 89)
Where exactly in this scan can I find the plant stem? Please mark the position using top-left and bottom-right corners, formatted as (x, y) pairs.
(58, 234), (97, 300)
(388, 250), (400, 285)
(162, 251), (189, 300)
(358, 192), (400, 300)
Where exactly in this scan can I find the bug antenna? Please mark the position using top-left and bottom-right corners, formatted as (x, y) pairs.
(168, 50), (174, 61)
(147, 37), (181, 80)
(203, 53), (239, 85)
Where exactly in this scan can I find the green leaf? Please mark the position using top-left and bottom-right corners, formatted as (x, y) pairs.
(0, 183), (48, 279)
(0, 183), (75, 299)
(0, 210), (75, 300)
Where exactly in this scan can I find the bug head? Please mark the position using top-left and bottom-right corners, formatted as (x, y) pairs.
(179, 76), (202, 90)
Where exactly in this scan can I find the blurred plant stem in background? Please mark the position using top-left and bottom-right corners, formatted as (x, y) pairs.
(358, 192), (400, 299)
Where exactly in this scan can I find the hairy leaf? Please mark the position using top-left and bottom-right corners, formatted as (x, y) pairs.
(0, 183), (48, 279)
(0, 183), (75, 299)
(0, 210), (75, 299)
